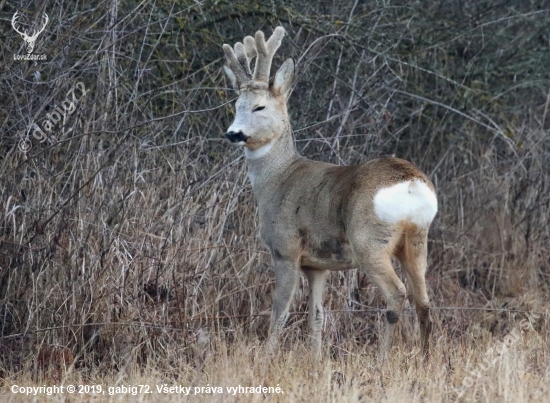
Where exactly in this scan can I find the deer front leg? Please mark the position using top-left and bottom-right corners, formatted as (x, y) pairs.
(267, 259), (300, 355)
(303, 268), (327, 361)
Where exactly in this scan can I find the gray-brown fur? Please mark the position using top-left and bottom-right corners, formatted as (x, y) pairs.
(223, 26), (437, 360)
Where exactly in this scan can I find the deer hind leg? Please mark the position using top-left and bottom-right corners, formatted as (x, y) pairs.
(396, 226), (432, 358)
(268, 259), (300, 355)
(303, 268), (327, 361)
(354, 243), (406, 360)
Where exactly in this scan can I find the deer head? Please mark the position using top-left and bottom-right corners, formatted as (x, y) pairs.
(12, 11), (49, 54)
(223, 27), (294, 153)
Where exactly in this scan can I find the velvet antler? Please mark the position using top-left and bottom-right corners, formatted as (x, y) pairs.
(223, 26), (285, 89)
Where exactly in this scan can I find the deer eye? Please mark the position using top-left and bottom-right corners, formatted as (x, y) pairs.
(253, 106), (265, 112)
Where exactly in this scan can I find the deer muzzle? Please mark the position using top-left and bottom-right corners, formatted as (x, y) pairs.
(225, 130), (248, 144)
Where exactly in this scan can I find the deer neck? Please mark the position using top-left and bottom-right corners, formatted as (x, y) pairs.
(244, 125), (300, 195)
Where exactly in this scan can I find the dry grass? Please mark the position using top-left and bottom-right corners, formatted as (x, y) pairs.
(2, 322), (550, 402)
(1, 0), (550, 401)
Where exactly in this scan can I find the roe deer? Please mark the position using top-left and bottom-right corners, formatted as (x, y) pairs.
(222, 26), (438, 360)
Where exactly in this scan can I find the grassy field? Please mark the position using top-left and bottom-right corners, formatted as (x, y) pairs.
(2, 315), (549, 402)
(1, 0), (549, 401)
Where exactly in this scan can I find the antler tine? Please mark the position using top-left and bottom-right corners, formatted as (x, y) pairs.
(234, 42), (252, 76)
(222, 43), (250, 87)
(252, 26), (285, 82)
(11, 12), (26, 36)
(243, 36), (257, 61)
(223, 35), (259, 88)
(29, 13), (49, 39)
(41, 14), (49, 30)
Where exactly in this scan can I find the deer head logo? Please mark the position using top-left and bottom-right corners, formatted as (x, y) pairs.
(11, 11), (49, 54)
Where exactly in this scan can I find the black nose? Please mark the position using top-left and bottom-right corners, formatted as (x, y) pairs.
(225, 131), (248, 143)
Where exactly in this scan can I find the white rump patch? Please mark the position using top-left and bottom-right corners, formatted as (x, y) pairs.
(244, 141), (273, 159)
(373, 180), (438, 226)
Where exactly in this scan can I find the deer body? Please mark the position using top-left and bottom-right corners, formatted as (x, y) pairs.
(222, 27), (437, 359)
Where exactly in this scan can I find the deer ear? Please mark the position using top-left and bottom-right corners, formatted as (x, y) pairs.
(223, 65), (240, 92)
(273, 58), (294, 98)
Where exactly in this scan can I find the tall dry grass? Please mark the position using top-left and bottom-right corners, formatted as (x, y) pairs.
(1, 0), (549, 401)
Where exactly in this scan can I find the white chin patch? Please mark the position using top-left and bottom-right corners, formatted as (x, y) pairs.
(244, 141), (273, 159)
(235, 141), (246, 146)
(373, 180), (438, 227)
(247, 171), (255, 186)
